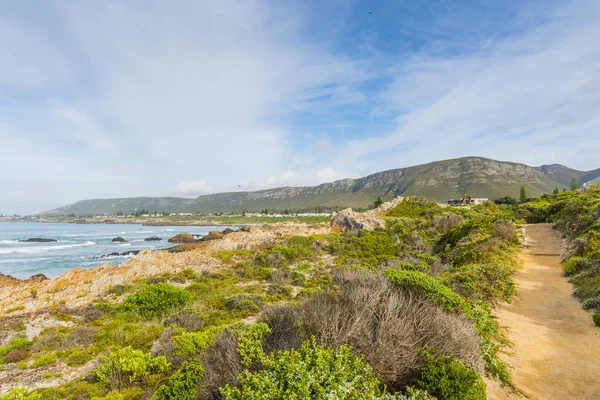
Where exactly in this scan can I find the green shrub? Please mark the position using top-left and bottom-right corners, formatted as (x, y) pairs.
(122, 283), (190, 319)
(416, 355), (486, 400)
(95, 321), (163, 351)
(32, 352), (58, 368)
(594, 312), (600, 327)
(582, 297), (600, 310)
(91, 387), (144, 400)
(0, 337), (32, 362)
(291, 272), (306, 286)
(172, 326), (223, 356)
(387, 197), (442, 219)
(152, 358), (204, 400)
(221, 335), (385, 399)
(563, 256), (592, 276)
(0, 387), (41, 400)
(385, 269), (466, 313)
(96, 346), (170, 391)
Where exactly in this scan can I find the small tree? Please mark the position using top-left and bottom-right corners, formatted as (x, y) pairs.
(571, 178), (578, 191)
(373, 196), (384, 208)
(553, 187), (559, 195)
(519, 185), (527, 203)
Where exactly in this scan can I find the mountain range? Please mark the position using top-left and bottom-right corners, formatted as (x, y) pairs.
(42, 157), (600, 215)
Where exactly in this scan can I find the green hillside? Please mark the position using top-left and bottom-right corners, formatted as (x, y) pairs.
(43, 157), (600, 215)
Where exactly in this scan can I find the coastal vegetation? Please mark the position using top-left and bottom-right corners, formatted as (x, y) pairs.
(0, 195), (529, 398)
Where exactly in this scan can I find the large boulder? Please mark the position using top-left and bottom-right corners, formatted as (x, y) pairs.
(144, 237), (162, 241)
(168, 233), (195, 243)
(112, 236), (127, 243)
(331, 208), (385, 232)
(19, 238), (57, 243)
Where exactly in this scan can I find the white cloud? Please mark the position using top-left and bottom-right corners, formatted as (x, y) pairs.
(336, 0), (600, 172)
(316, 167), (342, 182)
(176, 181), (211, 196)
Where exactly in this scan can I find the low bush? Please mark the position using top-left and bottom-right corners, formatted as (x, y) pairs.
(594, 312), (600, 327)
(267, 270), (482, 390)
(0, 337), (32, 362)
(95, 321), (163, 351)
(291, 271), (306, 286)
(168, 234), (195, 243)
(96, 346), (170, 391)
(582, 297), (600, 310)
(563, 256), (592, 276)
(387, 197), (442, 219)
(163, 310), (205, 332)
(152, 358), (204, 400)
(493, 220), (517, 242)
(221, 333), (386, 399)
(32, 352), (58, 368)
(122, 283), (190, 319)
(3, 349), (28, 364)
(171, 326), (223, 356)
(416, 354), (486, 400)
(0, 387), (41, 400)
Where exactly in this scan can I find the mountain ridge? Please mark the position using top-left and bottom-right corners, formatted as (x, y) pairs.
(43, 156), (600, 215)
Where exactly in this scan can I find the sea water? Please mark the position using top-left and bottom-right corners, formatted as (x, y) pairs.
(0, 222), (237, 280)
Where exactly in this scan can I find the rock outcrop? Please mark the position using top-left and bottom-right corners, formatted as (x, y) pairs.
(331, 208), (385, 232)
(168, 233), (195, 243)
(144, 237), (162, 241)
(111, 236), (127, 243)
(19, 238), (57, 243)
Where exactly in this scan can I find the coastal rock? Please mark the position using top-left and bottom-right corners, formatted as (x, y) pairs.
(168, 233), (195, 243)
(26, 274), (49, 283)
(112, 236), (127, 243)
(240, 226), (252, 232)
(144, 237), (162, 241)
(331, 208), (385, 232)
(19, 238), (57, 243)
(222, 228), (236, 235)
(202, 231), (224, 241)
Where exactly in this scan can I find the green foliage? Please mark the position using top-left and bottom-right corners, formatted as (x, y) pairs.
(0, 387), (41, 400)
(563, 256), (592, 276)
(385, 269), (466, 313)
(95, 321), (163, 351)
(222, 337), (385, 399)
(122, 283), (190, 319)
(152, 358), (204, 400)
(32, 352), (58, 368)
(291, 271), (306, 286)
(571, 178), (579, 191)
(416, 355), (486, 400)
(172, 326), (224, 356)
(593, 312), (600, 327)
(96, 346), (170, 391)
(91, 387), (144, 400)
(494, 196), (518, 206)
(374, 196), (384, 208)
(582, 297), (600, 310)
(387, 197), (442, 219)
(5, 306), (25, 313)
(0, 337), (32, 363)
(334, 230), (399, 267)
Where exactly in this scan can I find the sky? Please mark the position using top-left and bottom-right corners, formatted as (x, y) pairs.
(1, 0), (599, 214)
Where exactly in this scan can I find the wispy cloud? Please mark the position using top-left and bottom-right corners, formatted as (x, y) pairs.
(0, 0), (599, 214)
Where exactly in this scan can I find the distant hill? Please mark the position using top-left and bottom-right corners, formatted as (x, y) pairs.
(42, 157), (600, 215)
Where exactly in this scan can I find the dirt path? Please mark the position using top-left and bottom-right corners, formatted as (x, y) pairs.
(488, 224), (600, 399)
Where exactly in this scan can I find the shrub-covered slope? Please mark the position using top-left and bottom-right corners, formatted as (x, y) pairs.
(1, 197), (522, 399)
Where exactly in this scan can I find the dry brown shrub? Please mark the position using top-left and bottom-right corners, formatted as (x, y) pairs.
(164, 311), (205, 332)
(32, 326), (98, 352)
(269, 269), (290, 283)
(260, 305), (302, 353)
(432, 214), (463, 232)
(493, 220), (516, 242)
(198, 330), (242, 400)
(293, 269), (482, 389)
(3, 348), (28, 363)
(79, 304), (104, 323)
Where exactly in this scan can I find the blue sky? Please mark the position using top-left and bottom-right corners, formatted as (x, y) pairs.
(1, 0), (599, 214)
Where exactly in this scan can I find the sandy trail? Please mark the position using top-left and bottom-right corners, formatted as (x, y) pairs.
(488, 224), (600, 399)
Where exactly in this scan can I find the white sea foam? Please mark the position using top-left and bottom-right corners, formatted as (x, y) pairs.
(136, 230), (153, 234)
(164, 229), (174, 231)
(0, 241), (96, 255)
(0, 257), (51, 264)
(0, 240), (22, 244)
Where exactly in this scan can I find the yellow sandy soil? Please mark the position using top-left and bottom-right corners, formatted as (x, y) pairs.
(488, 224), (600, 400)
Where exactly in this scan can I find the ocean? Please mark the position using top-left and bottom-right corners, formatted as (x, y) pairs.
(0, 222), (236, 280)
